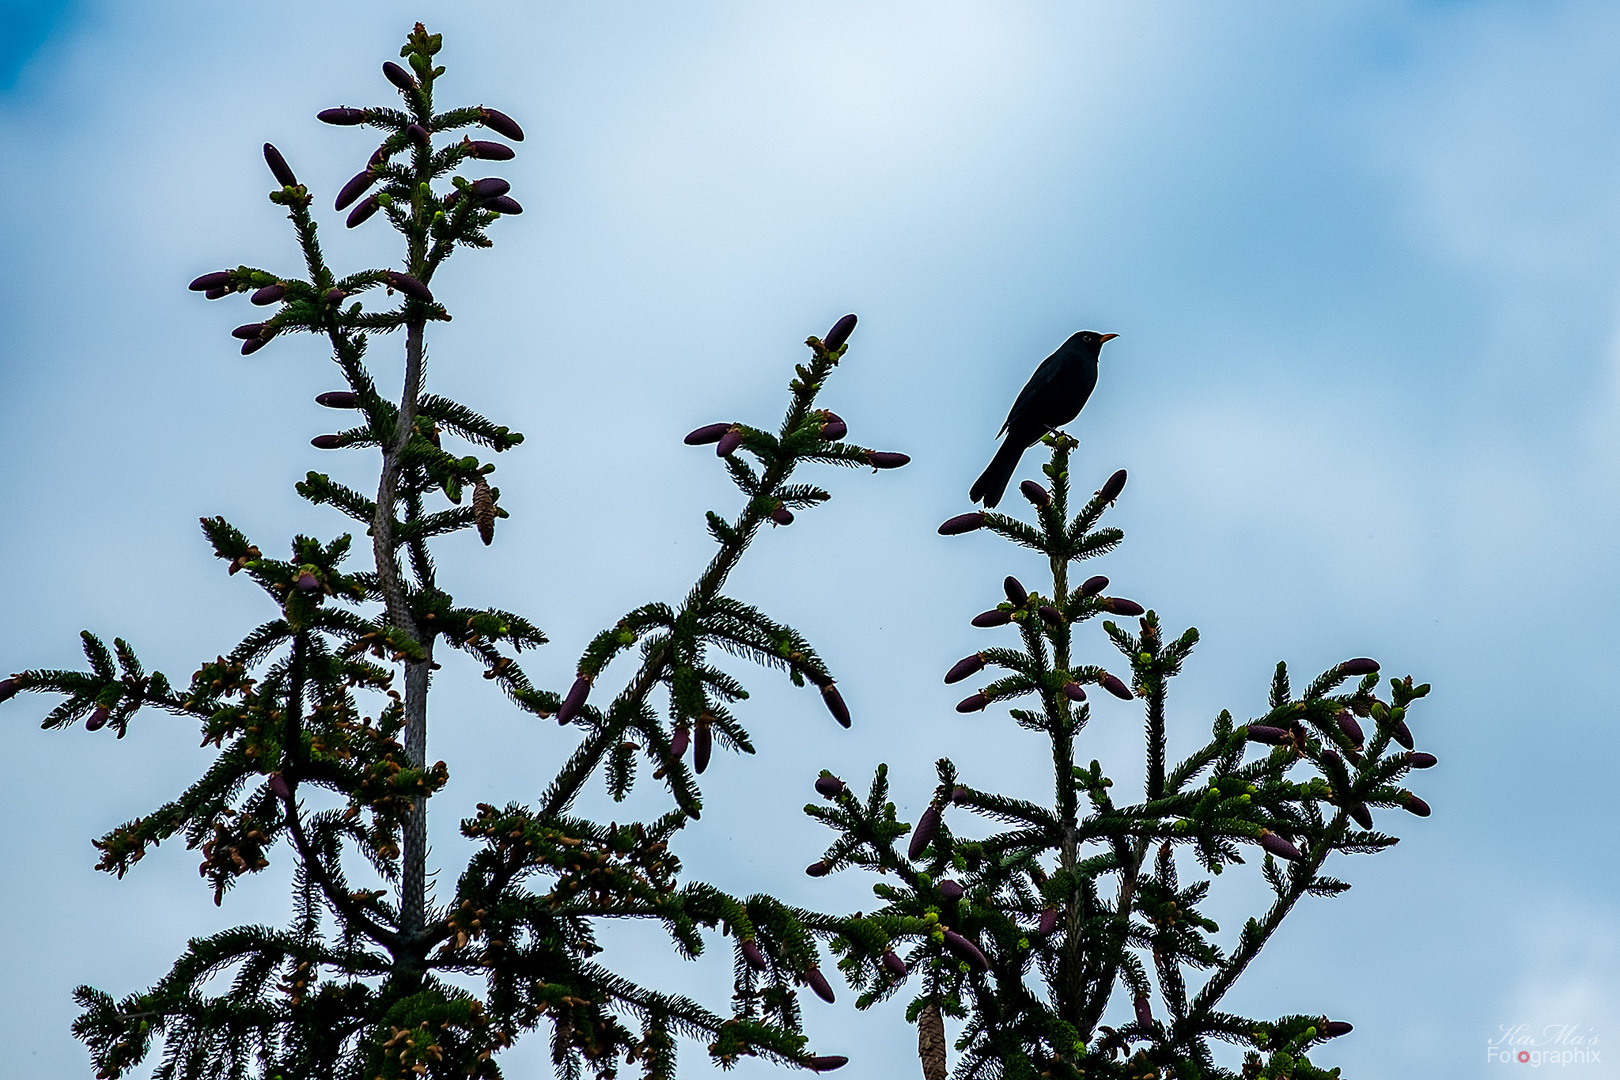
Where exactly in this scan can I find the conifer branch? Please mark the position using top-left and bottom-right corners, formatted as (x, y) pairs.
(800, 436), (1430, 1079)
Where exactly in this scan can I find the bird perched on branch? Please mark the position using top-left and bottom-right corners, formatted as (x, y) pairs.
(969, 330), (1118, 508)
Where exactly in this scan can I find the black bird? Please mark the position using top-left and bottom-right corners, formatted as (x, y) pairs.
(969, 330), (1117, 508)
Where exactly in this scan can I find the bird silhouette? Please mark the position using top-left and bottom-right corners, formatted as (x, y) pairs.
(969, 330), (1117, 508)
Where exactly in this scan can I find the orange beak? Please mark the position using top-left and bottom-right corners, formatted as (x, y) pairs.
(1098, 333), (1119, 343)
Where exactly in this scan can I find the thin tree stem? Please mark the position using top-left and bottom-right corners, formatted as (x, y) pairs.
(373, 318), (432, 938)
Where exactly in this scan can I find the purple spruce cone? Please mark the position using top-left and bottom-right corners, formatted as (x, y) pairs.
(1337, 710), (1364, 747)
(295, 572), (320, 593)
(484, 195), (523, 215)
(382, 61), (416, 91)
(821, 684), (851, 728)
(1020, 480), (1051, 508)
(939, 879), (964, 902)
(406, 123), (430, 147)
(232, 323), (266, 340)
(685, 422), (732, 446)
(1408, 751), (1437, 769)
(1100, 673), (1133, 700)
(944, 654), (985, 684)
(1339, 658), (1380, 677)
(204, 286), (229, 300)
(972, 609), (1011, 628)
(804, 965), (835, 1003)
(311, 435), (345, 450)
(85, 706), (109, 732)
(346, 196), (380, 228)
(819, 411), (847, 440)
(1391, 718), (1414, 750)
(1135, 994), (1154, 1029)
(670, 725), (689, 759)
(867, 451), (909, 469)
(557, 675), (591, 724)
(694, 719), (712, 773)
(316, 391), (358, 409)
(1039, 605), (1064, 626)
(806, 860), (830, 877)
(479, 107), (525, 141)
(815, 774), (845, 798)
(882, 950), (908, 977)
(1004, 576), (1028, 606)
(823, 314), (857, 351)
(1038, 906), (1059, 937)
(263, 143), (297, 188)
(908, 804), (940, 859)
(1101, 597), (1145, 616)
(1098, 469), (1127, 503)
(466, 139), (515, 161)
(469, 177), (510, 200)
(251, 284), (286, 306)
(189, 271), (231, 292)
(716, 429), (744, 457)
(771, 506), (794, 526)
(334, 170), (376, 212)
(1080, 575), (1109, 597)
(1402, 792), (1431, 817)
(1246, 725), (1291, 745)
(383, 271), (434, 304)
(317, 107), (365, 125)
(807, 1056), (848, 1072)
(1259, 830), (1302, 861)
(741, 938), (767, 971)
(938, 512), (985, 535)
(1062, 682), (1087, 702)
(0, 678), (18, 703)
(1348, 803), (1373, 829)
(942, 928), (989, 972)
(1322, 1021), (1353, 1038)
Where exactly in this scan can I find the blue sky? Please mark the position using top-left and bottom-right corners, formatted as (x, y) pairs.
(2, 2), (1617, 1077)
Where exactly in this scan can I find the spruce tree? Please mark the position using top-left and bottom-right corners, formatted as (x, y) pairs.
(799, 434), (1435, 1080)
(0, 25), (908, 1080)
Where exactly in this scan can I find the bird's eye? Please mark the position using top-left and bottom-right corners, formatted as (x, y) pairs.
(1081, 333), (1095, 342)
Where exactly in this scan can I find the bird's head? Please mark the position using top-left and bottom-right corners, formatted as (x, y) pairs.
(1077, 331), (1119, 348)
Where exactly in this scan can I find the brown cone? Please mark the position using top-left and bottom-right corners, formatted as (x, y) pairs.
(473, 476), (495, 545)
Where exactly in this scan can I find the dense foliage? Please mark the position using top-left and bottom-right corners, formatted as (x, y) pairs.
(0, 25), (906, 1080)
(796, 436), (1435, 1080)
(0, 24), (1434, 1080)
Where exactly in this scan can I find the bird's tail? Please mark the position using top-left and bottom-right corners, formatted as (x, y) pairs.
(969, 438), (1026, 508)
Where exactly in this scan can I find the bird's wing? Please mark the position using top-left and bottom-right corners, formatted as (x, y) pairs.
(997, 348), (1069, 439)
